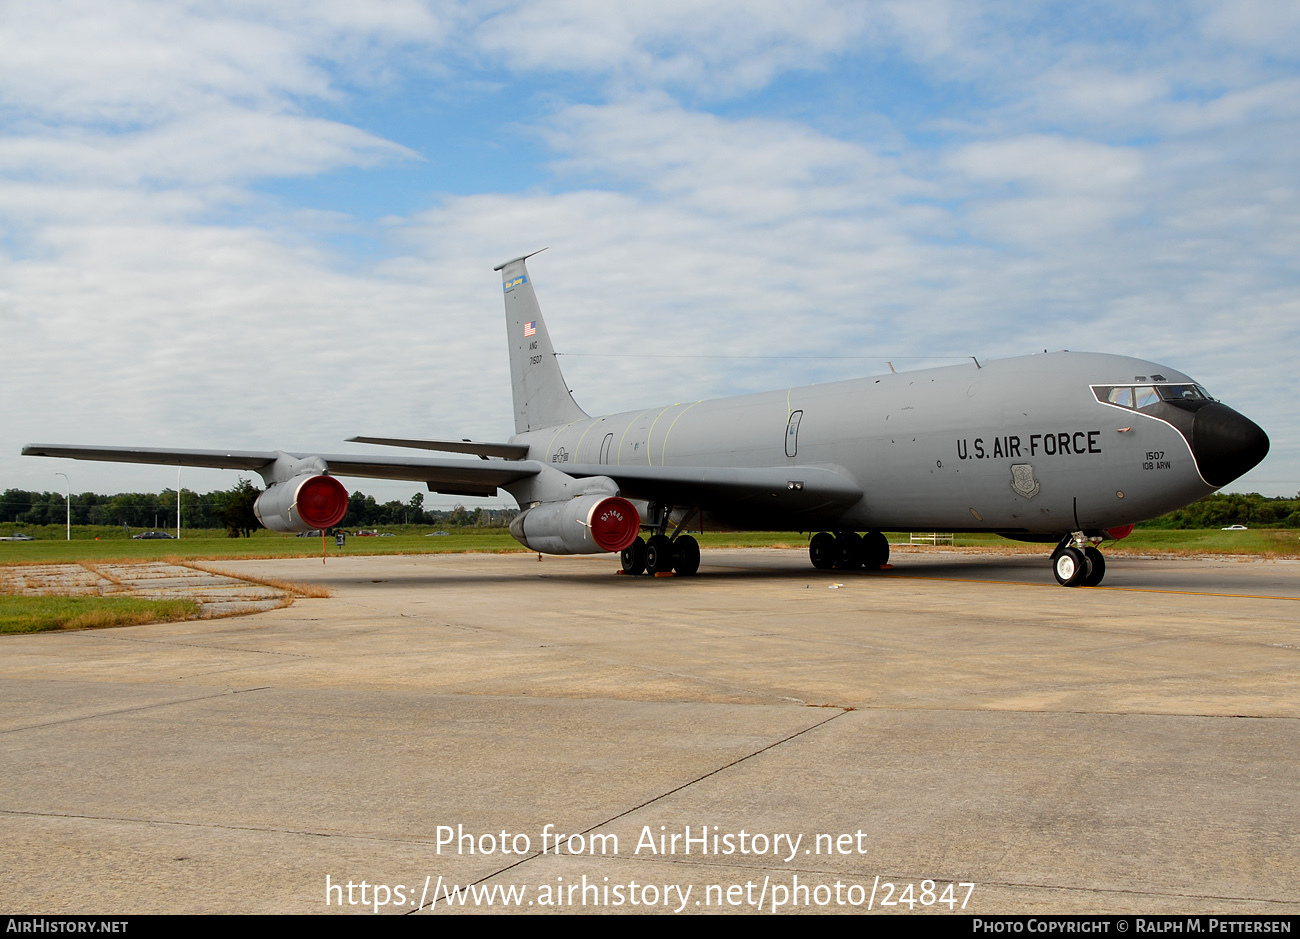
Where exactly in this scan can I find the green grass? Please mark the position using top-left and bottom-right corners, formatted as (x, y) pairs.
(698, 529), (1300, 556)
(878, 529), (1300, 555)
(0, 524), (1295, 565)
(0, 595), (201, 634)
(0, 526), (529, 564)
(1104, 527), (1300, 556)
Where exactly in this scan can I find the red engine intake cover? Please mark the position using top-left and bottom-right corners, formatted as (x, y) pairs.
(587, 497), (640, 553)
(1105, 524), (1135, 541)
(297, 475), (349, 530)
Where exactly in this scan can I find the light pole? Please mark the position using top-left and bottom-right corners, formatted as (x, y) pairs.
(54, 472), (70, 541)
(176, 465), (182, 540)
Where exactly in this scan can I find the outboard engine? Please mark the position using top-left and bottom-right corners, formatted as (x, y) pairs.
(254, 473), (349, 533)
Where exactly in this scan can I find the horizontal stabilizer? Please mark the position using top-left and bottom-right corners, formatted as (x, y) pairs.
(347, 436), (529, 460)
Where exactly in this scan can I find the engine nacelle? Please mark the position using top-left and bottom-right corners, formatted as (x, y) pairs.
(509, 494), (640, 555)
(253, 474), (349, 533)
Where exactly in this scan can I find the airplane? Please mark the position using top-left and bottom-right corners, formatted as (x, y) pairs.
(24, 250), (1270, 587)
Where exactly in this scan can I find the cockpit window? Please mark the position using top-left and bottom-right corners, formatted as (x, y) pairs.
(1092, 383), (1216, 409)
(1157, 384), (1208, 401)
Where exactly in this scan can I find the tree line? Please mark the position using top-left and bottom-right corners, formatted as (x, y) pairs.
(5, 485), (1296, 536)
(1134, 492), (1300, 529)
(1, 482), (516, 537)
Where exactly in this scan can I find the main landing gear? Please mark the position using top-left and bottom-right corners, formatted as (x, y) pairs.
(1051, 534), (1106, 587)
(809, 531), (890, 571)
(620, 533), (700, 577)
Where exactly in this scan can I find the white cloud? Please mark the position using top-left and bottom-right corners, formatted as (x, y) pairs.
(0, 110), (413, 193)
(1, 1), (1296, 499)
(0, 0), (447, 121)
(1201, 0), (1300, 54)
(470, 0), (876, 95)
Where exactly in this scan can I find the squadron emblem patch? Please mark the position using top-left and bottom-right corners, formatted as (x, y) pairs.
(1010, 463), (1041, 499)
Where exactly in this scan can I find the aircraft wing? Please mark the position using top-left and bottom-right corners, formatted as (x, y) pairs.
(22, 444), (859, 510)
(562, 462), (864, 516)
(21, 444), (542, 498)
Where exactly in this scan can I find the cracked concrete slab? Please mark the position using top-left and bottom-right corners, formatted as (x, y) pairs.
(1, 549), (1297, 914)
(2, 561), (291, 616)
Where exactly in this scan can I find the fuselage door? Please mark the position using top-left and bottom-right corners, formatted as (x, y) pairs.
(785, 410), (803, 458)
(599, 433), (614, 464)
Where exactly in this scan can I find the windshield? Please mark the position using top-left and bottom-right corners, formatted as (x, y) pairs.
(1157, 384), (1209, 401)
(1093, 383), (1214, 409)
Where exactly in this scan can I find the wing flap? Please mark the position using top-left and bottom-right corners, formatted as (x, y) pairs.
(321, 455), (539, 495)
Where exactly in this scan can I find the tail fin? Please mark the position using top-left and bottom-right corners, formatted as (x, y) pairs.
(496, 250), (588, 434)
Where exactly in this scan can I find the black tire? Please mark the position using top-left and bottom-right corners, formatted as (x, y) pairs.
(810, 532), (836, 570)
(1053, 547), (1088, 586)
(1082, 547), (1106, 587)
(863, 530), (890, 568)
(620, 537), (646, 575)
(835, 531), (863, 570)
(645, 534), (676, 575)
(674, 535), (700, 576)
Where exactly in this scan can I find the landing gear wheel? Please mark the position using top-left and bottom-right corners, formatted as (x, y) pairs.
(862, 530), (889, 568)
(1082, 547), (1106, 587)
(1053, 547), (1088, 587)
(810, 532), (836, 570)
(673, 535), (700, 576)
(645, 534), (676, 575)
(835, 531), (863, 570)
(620, 537), (646, 575)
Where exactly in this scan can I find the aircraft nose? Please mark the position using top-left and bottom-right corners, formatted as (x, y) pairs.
(1191, 402), (1269, 487)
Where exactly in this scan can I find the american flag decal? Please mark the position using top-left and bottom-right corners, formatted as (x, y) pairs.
(524, 321), (536, 337)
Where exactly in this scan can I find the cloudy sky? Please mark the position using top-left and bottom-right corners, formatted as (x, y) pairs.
(3, 1), (1296, 506)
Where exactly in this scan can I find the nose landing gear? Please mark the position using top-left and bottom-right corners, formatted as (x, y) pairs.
(1051, 534), (1107, 587)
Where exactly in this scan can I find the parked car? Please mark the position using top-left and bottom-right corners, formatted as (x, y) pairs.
(132, 531), (176, 539)
(426, 531), (451, 537)
(355, 530), (379, 537)
(0, 533), (34, 541)
(1221, 524), (1248, 530)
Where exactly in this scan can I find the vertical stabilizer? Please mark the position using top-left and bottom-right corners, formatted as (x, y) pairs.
(495, 251), (588, 434)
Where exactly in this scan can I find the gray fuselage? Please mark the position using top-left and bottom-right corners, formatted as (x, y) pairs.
(509, 351), (1221, 536)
